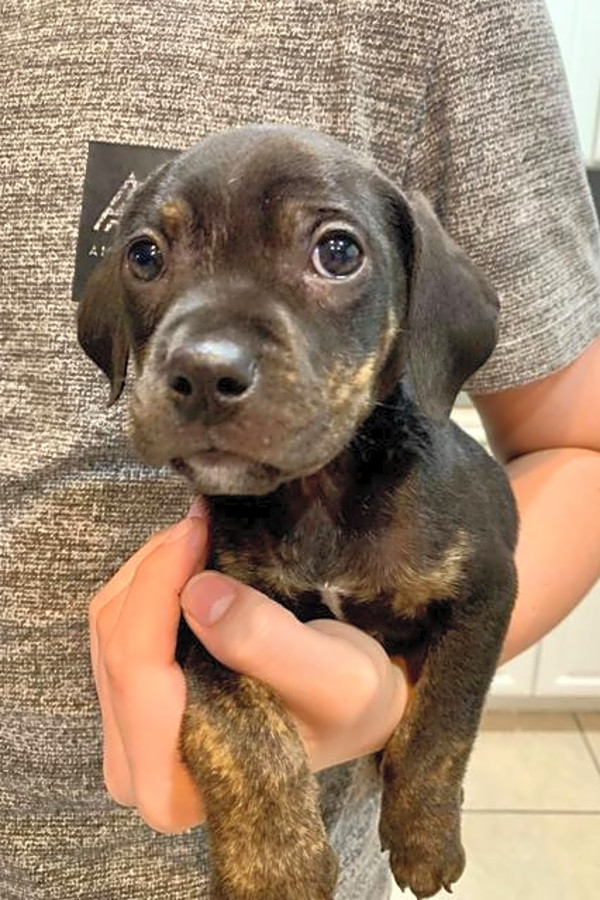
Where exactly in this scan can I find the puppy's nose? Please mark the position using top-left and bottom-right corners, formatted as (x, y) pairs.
(167, 338), (257, 421)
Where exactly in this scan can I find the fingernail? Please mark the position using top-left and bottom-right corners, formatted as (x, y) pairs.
(187, 498), (208, 519)
(182, 572), (236, 625)
(165, 518), (198, 543)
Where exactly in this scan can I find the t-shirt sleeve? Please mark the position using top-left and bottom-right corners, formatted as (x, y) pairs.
(403, 0), (600, 393)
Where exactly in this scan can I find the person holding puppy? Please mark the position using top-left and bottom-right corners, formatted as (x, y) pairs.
(1, 1), (600, 898)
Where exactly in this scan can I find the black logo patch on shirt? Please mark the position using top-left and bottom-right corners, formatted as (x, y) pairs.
(72, 141), (180, 300)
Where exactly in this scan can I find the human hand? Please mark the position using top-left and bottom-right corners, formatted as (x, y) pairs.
(89, 510), (407, 833)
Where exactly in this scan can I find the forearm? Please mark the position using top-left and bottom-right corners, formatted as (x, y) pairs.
(500, 447), (600, 663)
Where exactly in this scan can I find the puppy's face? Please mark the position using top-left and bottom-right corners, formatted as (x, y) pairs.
(78, 126), (499, 495)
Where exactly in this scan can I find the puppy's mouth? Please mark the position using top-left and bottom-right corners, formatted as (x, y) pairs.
(169, 448), (284, 496)
(171, 448), (264, 478)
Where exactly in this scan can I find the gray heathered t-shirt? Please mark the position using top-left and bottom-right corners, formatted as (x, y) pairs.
(2, 1), (600, 898)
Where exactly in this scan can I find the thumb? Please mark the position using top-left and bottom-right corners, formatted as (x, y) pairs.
(180, 571), (405, 733)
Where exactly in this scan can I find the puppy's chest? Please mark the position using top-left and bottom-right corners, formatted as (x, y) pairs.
(212, 506), (359, 604)
(214, 525), (386, 631)
(210, 502), (467, 636)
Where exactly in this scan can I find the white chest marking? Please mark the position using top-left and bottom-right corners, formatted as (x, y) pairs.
(320, 585), (347, 621)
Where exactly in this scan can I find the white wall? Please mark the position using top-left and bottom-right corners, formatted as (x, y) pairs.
(546, 0), (600, 161)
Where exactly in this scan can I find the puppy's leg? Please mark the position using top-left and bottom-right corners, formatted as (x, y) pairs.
(180, 642), (338, 900)
(380, 577), (515, 899)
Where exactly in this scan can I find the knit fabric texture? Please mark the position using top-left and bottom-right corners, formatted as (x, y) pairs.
(1, 1), (599, 898)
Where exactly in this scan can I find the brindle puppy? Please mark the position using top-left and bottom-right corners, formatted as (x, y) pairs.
(78, 125), (518, 900)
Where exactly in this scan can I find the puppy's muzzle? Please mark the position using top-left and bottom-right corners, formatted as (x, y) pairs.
(167, 335), (258, 425)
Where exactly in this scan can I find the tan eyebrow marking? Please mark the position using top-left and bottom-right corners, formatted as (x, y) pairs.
(160, 199), (192, 240)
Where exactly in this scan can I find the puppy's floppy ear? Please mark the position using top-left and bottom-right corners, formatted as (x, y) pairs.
(77, 251), (129, 406)
(393, 190), (499, 421)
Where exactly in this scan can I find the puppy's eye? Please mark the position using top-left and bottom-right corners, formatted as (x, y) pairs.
(127, 238), (164, 281)
(312, 230), (364, 278)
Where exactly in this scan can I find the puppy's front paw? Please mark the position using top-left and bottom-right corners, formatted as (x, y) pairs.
(380, 806), (465, 898)
(387, 834), (465, 898)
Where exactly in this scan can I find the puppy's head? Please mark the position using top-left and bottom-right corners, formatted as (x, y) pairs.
(78, 125), (498, 495)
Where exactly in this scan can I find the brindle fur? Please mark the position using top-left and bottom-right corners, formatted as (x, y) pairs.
(78, 125), (518, 900)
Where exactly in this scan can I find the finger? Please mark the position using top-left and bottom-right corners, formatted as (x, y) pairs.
(89, 527), (176, 618)
(307, 620), (408, 765)
(181, 571), (406, 730)
(89, 586), (135, 805)
(96, 518), (208, 831)
(90, 504), (207, 616)
(110, 661), (205, 832)
(91, 583), (128, 681)
(94, 587), (205, 826)
(106, 517), (208, 670)
(96, 654), (137, 807)
(90, 510), (208, 677)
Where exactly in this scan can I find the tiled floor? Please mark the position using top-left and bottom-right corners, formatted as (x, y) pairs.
(390, 712), (600, 900)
